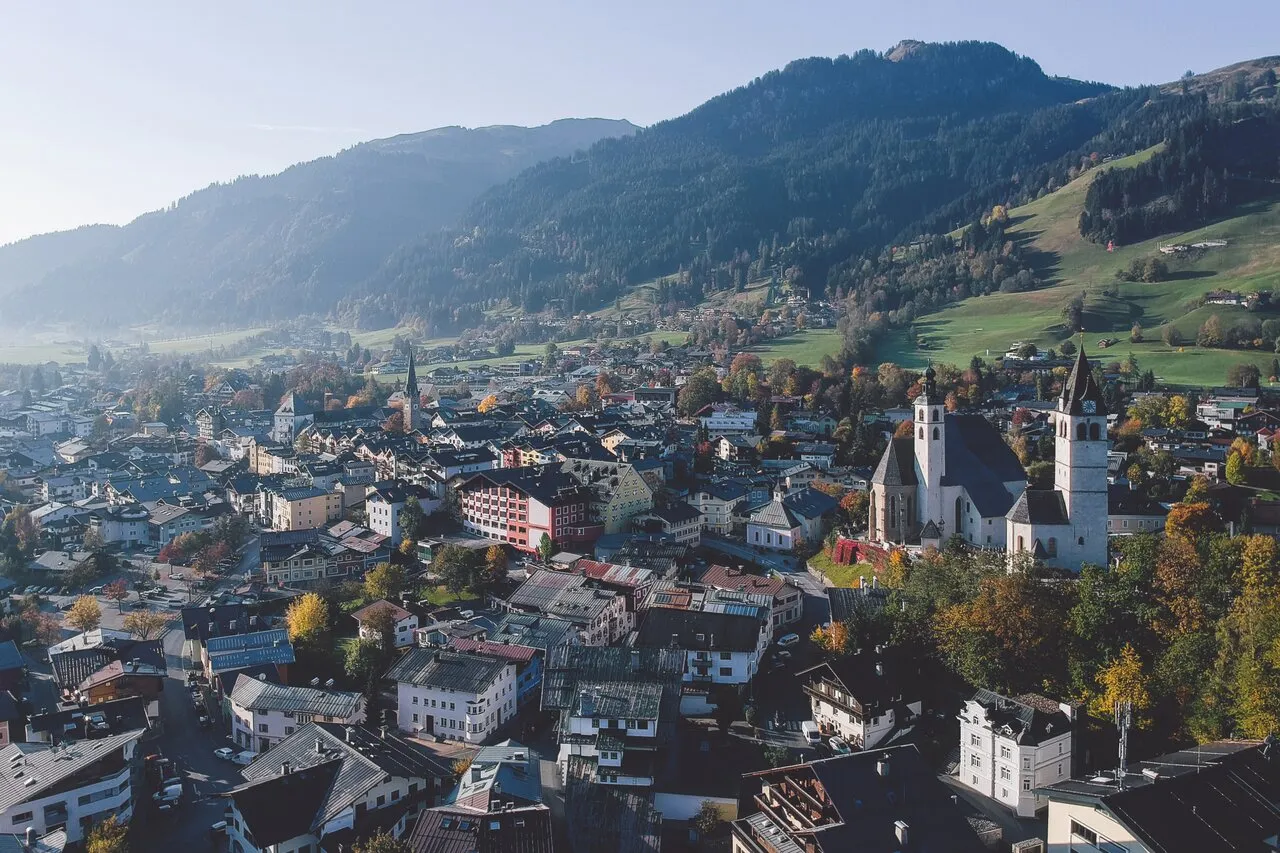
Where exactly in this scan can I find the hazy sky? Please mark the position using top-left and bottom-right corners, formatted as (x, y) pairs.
(0, 0), (1274, 245)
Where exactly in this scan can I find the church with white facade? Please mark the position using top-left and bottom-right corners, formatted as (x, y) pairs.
(868, 348), (1109, 571)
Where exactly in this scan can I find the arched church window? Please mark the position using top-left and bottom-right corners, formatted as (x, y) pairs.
(919, 428), (924, 439)
(1077, 536), (1085, 547)
(1016, 536), (1024, 552)
(1046, 537), (1057, 557)
(1076, 423), (1087, 440)
(890, 495), (897, 517)
(932, 410), (939, 422)
(918, 409), (925, 421)
(932, 427), (939, 440)
(1089, 423), (1100, 440)
(1059, 422), (1066, 438)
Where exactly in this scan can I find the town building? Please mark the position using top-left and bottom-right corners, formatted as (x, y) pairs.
(456, 466), (601, 552)
(1041, 740), (1278, 853)
(226, 722), (450, 853)
(634, 607), (769, 689)
(732, 746), (989, 853)
(958, 688), (1075, 817)
(365, 483), (434, 543)
(503, 570), (630, 646)
(352, 600), (419, 649)
(387, 649), (517, 744)
(696, 564), (803, 628)
(266, 485), (343, 532)
(228, 674), (366, 753)
(798, 648), (924, 751)
(0, 730), (144, 844)
(746, 487), (837, 552)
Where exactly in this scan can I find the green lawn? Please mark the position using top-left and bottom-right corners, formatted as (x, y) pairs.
(419, 585), (466, 606)
(877, 143), (1280, 387)
(748, 328), (843, 366)
(807, 550), (867, 588)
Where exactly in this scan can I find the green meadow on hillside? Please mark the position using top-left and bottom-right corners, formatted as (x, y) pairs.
(880, 146), (1280, 387)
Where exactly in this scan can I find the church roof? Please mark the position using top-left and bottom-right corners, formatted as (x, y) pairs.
(919, 519), (942, 540)
(938, 415), (1024, 517)
(1007, 489), (1069, 525)
(871, 437), (917, 487)
(1061, 347), (1107, 416)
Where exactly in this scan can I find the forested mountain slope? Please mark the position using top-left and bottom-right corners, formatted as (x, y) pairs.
(2, 119), (636, 330)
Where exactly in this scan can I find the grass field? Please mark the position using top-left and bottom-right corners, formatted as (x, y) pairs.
(879, 145), (1280, 387)
(748, 328), (843, 366)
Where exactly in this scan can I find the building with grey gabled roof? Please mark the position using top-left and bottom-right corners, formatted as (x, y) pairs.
(387, 649), (518, 745)
(227, 722), (451, 853)
(229, 675), (366, 754)
(0, 729), (145, 844)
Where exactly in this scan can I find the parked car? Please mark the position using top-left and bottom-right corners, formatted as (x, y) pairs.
(829, 736), (851, 754)
(214, 747), (236, 761)
(232, 751), (254, 766)
(777, 633), (800, 647)
(169, 573), (184, 581)
(198, 715), (211, 728)
(801, 721), (822, 744)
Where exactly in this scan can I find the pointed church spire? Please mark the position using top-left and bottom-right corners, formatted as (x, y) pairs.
(1061, 344), (1107, 416)
(406, 350), (419, 396)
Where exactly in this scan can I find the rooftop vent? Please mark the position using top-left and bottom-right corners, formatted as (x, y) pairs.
(894, 820), (909, 846)
(876, 757), (890, 777)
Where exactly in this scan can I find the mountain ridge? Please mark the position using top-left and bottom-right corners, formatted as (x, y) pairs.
(0, 117), (637, 329)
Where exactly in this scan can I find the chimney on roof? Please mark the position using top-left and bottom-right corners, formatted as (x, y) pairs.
(315, 738), (325, 754)
(258, 672), (266, 681)
(875, 662), (884, 677)
(25, 827), (34, 851)
(894, 820), (909, 847)
(876, 756), (890, 777)
(380, 725), (388, 740)
(207, 622), (217, 636)
(345, 726), (355, 744)
(281, 761), (291, 775)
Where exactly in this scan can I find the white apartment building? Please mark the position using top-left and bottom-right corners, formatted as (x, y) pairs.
(958, 689), (1074, 817)
(0, 730), (143, 844)
(229, 675), (366, 754)
(799, 650), (924, 751)
(388, 649), (517, 745)
(634, 608), (768, 688)
(697, 406), (757, 435)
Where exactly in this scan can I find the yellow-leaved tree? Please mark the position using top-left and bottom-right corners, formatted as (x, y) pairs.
(66, 595), (102, 633)
(1092, 644), (1151, 722)
(285, 592), (329, 648)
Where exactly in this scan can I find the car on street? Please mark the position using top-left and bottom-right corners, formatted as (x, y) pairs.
(169, 573), (184, 581)
(777, 633), (800, 647)
(829, 736), (851, 754)
(198, 714), (211, 728)
(214, 747), (236, 761)
(232, 751), (254, 765)
(129, 600), (148, 609)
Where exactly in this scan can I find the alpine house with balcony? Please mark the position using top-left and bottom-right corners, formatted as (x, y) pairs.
(0, 729), (144, 844)
(798, 647), (924, 751)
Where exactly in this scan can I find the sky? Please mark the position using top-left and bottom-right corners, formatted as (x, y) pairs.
(0, 0), (1275, 245)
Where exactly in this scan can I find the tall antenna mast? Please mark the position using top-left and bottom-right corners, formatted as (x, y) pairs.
(1115, 700), (1133, 791)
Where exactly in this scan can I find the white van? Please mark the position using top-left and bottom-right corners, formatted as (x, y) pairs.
(777, 633), (800, 648)
(800, 721), (821, 744)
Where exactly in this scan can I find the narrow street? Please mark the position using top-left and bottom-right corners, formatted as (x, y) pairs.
(128, 536), (259, 849)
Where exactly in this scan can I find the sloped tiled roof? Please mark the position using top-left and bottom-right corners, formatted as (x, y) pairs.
(386, 648), (510, 693)
(230, 675), (363, 720)
(871, 437), (917, 487)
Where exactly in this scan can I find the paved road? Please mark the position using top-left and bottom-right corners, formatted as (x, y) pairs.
(130, 537), (260, 850)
